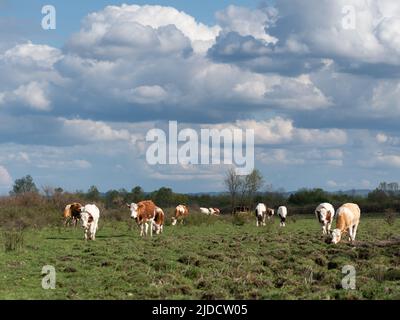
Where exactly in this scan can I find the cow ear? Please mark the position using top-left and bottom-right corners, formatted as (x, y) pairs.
(126, 203), (131, 208)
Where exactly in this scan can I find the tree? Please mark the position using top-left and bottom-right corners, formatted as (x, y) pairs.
(224, 168), (242, 213)
(129, 186), (144, 203)
(288, 188), (329, 205)
(86, 185), (100, 201)
(42, 185), (55, 198)
(151, 187), (174, 207)
(11, 175), (38, 195)
(244, 169), (264, 208)
(54, 187), (64, 194)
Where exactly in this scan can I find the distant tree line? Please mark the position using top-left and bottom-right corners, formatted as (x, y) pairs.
(7, 175), (400, 214)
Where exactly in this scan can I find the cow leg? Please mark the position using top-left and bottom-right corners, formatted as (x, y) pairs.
(352, 224), (358, 241)
(149, 221), (153, 237)
(172, 218), (177, 226)
(140, 224), (144, 237)
(144, 222), (149, 237)
(348, 226), (353, 242)
(91, 224), (96, 240)
(322, 225), (327, 235)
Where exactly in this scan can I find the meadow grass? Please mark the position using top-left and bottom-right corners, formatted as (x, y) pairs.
(0, 214), (399, 300)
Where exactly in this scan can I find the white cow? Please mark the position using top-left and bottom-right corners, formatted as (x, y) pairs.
(255, 203), (267, 227)
(200, 207), (211, 215)
(315, 203), (335, 235)
(80, 204), (100, 241)
(331, 203), (361, 244)
(277, 206), (288, 227)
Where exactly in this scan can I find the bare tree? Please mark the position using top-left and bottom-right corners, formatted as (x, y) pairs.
(244, 169), (264, 209)
(229, 168), (264, 211)
(224, 168), (243, 213)
(42, 185), (55, 198)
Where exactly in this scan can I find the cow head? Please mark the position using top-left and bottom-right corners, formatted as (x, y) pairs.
(127, 203), (139, 219)
(267, 208), (275, 217)
(80, 211), (93, 230)
(316, 207), (331, 224)
(331, 229), (342, 244)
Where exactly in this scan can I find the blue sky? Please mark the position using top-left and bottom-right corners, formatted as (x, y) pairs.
(1, 0), (400, 194)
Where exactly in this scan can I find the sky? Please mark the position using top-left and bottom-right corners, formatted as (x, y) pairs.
(1, 0), (400, 194)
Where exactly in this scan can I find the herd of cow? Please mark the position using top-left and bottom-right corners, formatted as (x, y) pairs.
(63, 200), (361, 244)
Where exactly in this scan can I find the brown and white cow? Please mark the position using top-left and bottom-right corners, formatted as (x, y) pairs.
(127, 200), (159, 237)
(153, 207), (165, 235)
(172, 205), (189, 225)
(331, 203), (361, 244)
(63, 203), (82, 227)
(80, 204), (100, 241)
(255, 203), (274, 227)
(212, 208), (220, 215)
(315, 203), (335, 235)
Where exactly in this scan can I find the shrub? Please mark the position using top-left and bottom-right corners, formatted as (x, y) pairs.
(385, 209), (397, 226)
(3, 230), (25, 252)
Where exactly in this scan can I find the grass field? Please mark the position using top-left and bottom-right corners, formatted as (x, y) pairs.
(1, 213), (399, 300)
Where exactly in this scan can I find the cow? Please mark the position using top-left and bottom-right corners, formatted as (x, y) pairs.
(172, 205), (189, 225)
(63, 203), (82, 227)
(331, 203), (361, 244)
(255, 203), (267, 227)
(212, 208), (220, 215)
(277, 206), (288, 227)
(80, 204), (100, 241)
(127, 200), (158, 237)
(266, 208), (275, 219)
(200, 207), (211, 215)
(315, 203), (335, 235)
(153, 207), (165, 235)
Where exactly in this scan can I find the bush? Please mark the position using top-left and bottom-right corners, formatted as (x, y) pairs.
(184, 212), (220, 226)
(385, 209), (397, 226)
(3, 230), (25, 252)
(231, 212), (253, 226)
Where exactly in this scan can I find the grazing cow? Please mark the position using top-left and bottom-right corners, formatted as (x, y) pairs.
(277, 206), (288, 227)
(331, 203), (361, 244)
(127, 200), (157, 237)
(255, 203), (267, 227)
(266, 208), (275, 219)
(200, 207), (211, 215)
(63, 203), (82, 227)
(153, 207), (165, 235)
(315, 203), (335, 235)
(80, 204), (100, 241)
(172, 205), (189, 225)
